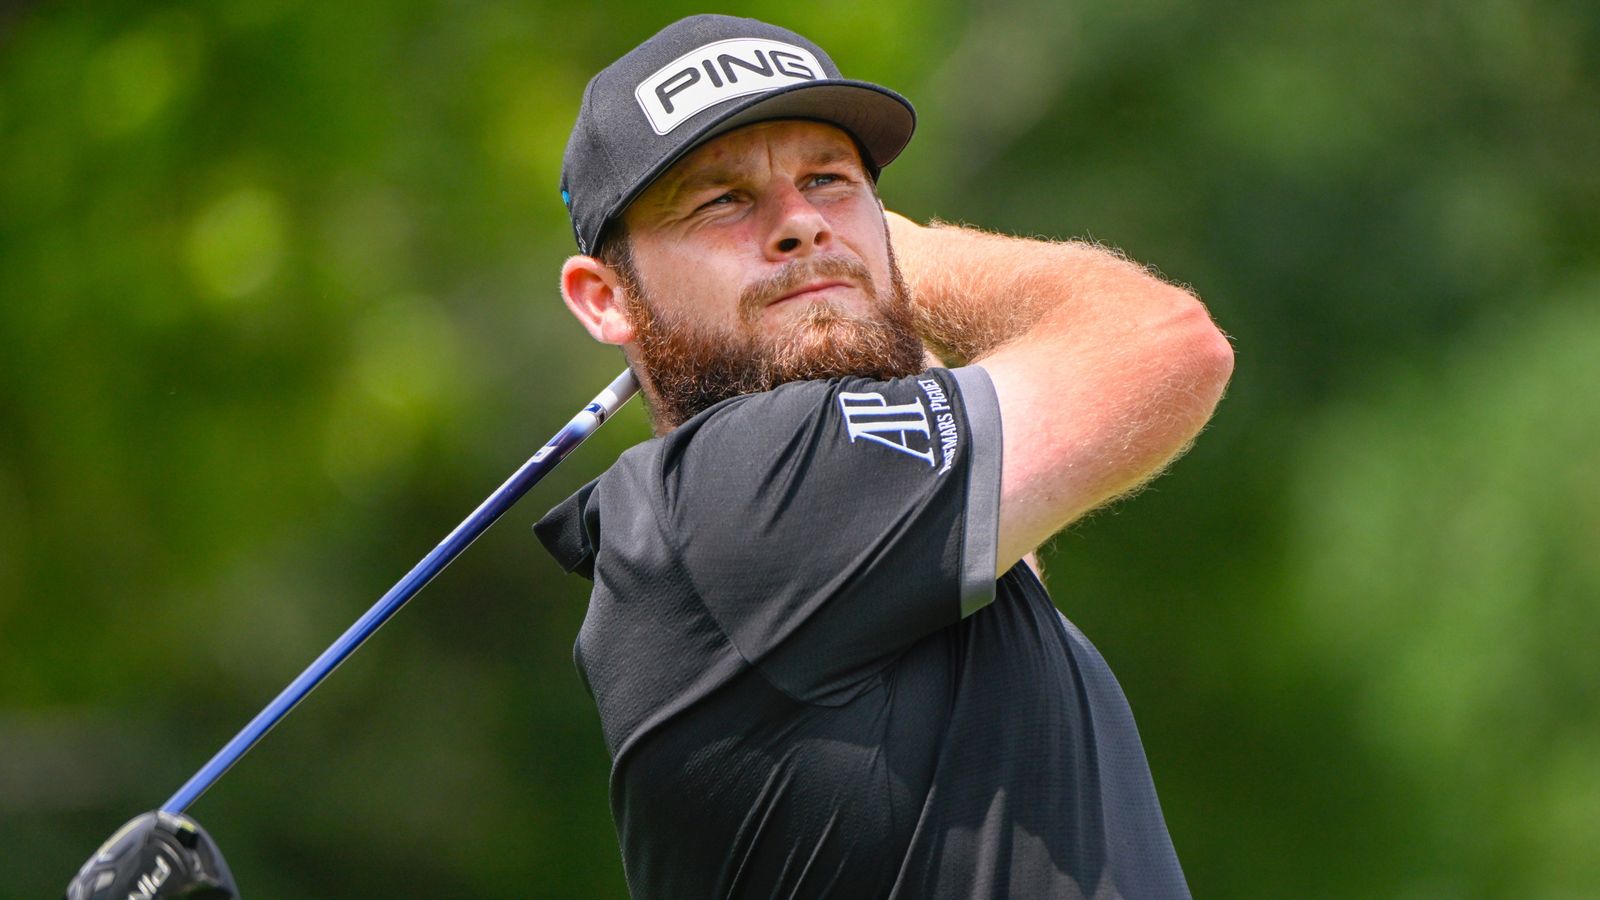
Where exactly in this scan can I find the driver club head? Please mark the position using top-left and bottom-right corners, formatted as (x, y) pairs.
(65, 811), (237, 900)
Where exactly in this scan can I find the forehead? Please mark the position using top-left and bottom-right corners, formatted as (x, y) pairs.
(626, 120), (865, 218)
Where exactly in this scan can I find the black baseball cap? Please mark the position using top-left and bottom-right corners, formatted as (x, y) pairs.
(560, 14), (917, 255)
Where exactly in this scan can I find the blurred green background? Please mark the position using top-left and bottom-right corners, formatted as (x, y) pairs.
(3, 0), (1597, 896)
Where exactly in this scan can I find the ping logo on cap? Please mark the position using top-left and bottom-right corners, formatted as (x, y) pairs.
(635, 38), (823, 135)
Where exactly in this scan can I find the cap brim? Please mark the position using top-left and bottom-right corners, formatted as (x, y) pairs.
(603, 79), (915, 238)
(694, 79), (916, 172)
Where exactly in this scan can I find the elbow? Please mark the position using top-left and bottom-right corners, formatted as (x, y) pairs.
(1144, 287), (1233, 424)
(1187, 298), (1235, 396)
(1170, 292), (1235, 420)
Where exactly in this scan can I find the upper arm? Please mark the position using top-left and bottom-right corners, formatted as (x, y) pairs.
(661, 371), (1000, 702)
(975, 275), (1234, 574)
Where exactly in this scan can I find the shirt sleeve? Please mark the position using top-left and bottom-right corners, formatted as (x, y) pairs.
(655, 365), (1003, 704)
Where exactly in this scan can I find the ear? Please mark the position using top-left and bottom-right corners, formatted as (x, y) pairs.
(560, 255), (637, 346)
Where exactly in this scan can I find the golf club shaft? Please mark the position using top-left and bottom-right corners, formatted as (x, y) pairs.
(161, 369), (639, 815)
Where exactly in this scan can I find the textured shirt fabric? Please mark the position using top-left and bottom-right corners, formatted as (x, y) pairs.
(535, 366), (1189, 899)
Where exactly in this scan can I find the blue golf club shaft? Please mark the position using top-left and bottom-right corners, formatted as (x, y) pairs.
(161, 369), (639, 814)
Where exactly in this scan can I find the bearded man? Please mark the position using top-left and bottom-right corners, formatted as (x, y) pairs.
(535, 14), (1233, 899)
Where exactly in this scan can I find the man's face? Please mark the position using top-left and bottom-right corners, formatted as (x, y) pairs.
(610, 120), (925, 430)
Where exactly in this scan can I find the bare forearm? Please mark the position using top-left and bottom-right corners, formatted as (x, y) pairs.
(887, 211), (1180, 366)
(887, 210), (1235, 562)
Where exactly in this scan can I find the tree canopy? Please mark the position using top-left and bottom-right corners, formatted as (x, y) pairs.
(2, 1), (1596, 896)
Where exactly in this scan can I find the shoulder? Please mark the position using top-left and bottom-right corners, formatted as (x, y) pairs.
(666, 378), (839, 442)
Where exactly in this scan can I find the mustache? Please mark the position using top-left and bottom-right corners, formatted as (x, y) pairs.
(739, 255), (875, 323)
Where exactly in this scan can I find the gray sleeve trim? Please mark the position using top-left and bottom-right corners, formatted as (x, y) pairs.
(951, 365), (1002, 617)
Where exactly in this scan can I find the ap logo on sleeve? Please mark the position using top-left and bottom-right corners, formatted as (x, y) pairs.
(837, 390), (936, 467)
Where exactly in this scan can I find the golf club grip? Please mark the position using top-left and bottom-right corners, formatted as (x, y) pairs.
(161, 369), (639, 814)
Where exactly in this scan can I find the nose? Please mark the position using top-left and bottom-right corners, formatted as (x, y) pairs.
(762, 182), (832, 261)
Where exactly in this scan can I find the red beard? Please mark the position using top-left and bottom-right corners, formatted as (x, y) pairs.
(621, 252), (927, 432)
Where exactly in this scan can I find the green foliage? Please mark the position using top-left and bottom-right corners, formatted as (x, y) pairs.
(1, 0), (1595, 896)
(1286, 286), (1600, 896)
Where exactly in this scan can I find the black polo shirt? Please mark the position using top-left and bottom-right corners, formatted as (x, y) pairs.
(535, 366), (1189, 899)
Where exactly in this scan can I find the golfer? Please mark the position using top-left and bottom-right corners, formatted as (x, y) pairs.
(535, 14), (1233, 899)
